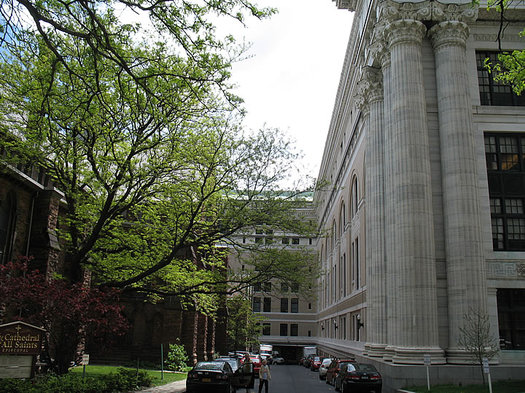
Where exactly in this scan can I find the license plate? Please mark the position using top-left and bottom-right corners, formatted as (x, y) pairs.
(202, 378), (211, 382)
(361, 376), (369, 380)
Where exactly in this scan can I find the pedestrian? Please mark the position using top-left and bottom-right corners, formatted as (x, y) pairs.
(258, 359), (271, 393)
(243, 353), (255, 392)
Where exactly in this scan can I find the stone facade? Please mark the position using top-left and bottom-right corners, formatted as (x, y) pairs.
(315, 0), (525, 375)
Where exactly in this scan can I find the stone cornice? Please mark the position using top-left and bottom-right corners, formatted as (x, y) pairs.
(333, 0), (359, 12)
(377, 0), (478, 23)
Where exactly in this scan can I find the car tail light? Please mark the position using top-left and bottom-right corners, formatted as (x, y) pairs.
(188, 372), (198, 379)
(216, 374), (228, 380)
(371, 374), (381, 380)
(348, 372), (360, 380)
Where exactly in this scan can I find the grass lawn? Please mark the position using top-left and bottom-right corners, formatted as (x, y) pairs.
(70, 365), (187, 386)
(406, 380), (525, 393)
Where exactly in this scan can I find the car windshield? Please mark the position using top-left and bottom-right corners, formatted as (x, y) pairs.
(314, 357), (321, 361)
(322, 359), (332, 366)
(194, 362), (224, 370)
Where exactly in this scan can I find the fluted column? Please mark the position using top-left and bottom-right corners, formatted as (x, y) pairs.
(386, 18), (444, 364)
(429, 20), (488, 364)
(359, 66), (387, 358)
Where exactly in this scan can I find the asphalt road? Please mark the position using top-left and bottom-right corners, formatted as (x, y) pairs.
(245, 365), (337, 393)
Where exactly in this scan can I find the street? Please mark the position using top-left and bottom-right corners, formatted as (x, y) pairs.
(246, 365), (338, 393)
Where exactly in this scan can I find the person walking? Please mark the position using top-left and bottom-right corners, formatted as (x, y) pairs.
(243, 353), (255, 393)
(258, 359), (271, 393)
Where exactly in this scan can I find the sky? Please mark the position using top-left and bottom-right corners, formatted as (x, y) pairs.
(224, 1), (354, 182)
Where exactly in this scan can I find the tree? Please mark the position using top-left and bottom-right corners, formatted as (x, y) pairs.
(484, 0), (525, 95)
(0, 257), (128, 374)
(0, 0), (319, 372)
(458, 308), (499, 384)
(226, 294), (264, 352)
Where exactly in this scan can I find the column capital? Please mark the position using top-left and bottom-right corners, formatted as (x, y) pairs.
(387, 19), (426, 49)
(355, 66), (383, 114)
(369, 22), (391, 68)
(429, 20), (469, 50)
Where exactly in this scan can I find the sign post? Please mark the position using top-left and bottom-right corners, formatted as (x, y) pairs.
(81, 354), (90, 380)
(482, 358), (493, 393)
(423, 354), (431, 391)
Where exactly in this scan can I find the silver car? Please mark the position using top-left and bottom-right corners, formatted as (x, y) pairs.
(318, 358), (333, 380)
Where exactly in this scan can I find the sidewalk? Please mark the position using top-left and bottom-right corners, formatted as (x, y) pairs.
(136, 379), (186, 393)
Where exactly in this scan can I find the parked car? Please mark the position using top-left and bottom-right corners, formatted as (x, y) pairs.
(338, 363), (382, 393)
(326, 359), (355, 386)
(272, 356), (285, 364)
(303, 354), (315, 368)
(310, 356), (322, 371)
(186, 361), (237, 393)
(318, 358), (333, 380)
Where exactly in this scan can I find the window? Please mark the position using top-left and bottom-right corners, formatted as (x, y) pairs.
(262, 282), (271, 292)
(262, 323), (271, 336)
(263, 297), (271, 312)
(0, 192), (17, 264)
(280, 298), (288, 313)
(292, 237), (300, 245)
(485, 133), (525, 250)
(351, 176), (359, 217)
(282, 237), (289, 245)
(291, 282), (299, 292)
(291, 298), (299, 313)
(281, 282), (288, 292)
(290, 324), (298, 336)
(477, 51), (525, 106)
(280, 324), (288, 336)
(253, 297), (261, 312)
(254, 283), (261, 292)
(497, 289), (525, 350)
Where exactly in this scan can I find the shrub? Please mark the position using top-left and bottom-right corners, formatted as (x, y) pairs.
(165, 342), (189, 371)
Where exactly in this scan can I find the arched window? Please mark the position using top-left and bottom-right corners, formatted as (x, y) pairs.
(351, 176), (359, 217)
(331, 220), (337, 249)
(340, 201), (346, 235)
(0, 192), (17, 264)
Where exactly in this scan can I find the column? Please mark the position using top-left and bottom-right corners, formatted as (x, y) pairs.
(429, 21), (488, 363)
(386, 18), (444, 364)
(359, 65), (388, 358)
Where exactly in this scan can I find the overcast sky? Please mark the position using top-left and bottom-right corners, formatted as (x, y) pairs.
(225, 1), (354, 182)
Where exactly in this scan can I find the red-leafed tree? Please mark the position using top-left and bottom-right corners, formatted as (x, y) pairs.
(0, 257), (129, 374)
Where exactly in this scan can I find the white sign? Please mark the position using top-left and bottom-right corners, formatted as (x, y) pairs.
(0, 355), (32, 379)
(81, 354), (90, 366)
(482, 357), (489, 374)
(424, 354), (431, 366)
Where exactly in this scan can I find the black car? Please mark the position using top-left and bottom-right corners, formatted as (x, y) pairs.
(338, 363), (382, 393)
(186, 360), (253, 393)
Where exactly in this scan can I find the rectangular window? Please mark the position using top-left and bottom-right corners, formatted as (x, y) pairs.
(291, 298), (299, 313)
(290, 324), (298, 336)
(497, 289), (525, 350)
(254, 283), (261, 292)
(262, 323), (271, 336)
(263, 297), (271, 312)
(485, 133), (525, 250)
(280, 298), (288, 313)
(280, 324), (288, 336)
(292, 238), (300, 245)
(476, 51), (525, 106)
(281, 282), (289, 292)
(263, 282), (271, 292)
(282, 237), (289, 245)
(253, 297), (261, 312)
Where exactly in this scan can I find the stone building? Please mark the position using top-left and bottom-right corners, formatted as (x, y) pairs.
(314, 0), (525, 387)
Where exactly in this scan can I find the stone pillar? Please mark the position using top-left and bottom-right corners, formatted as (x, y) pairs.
(358, 65), (388, 358)
(429, 20), (488, 363)
(385, 18), (444, 364)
